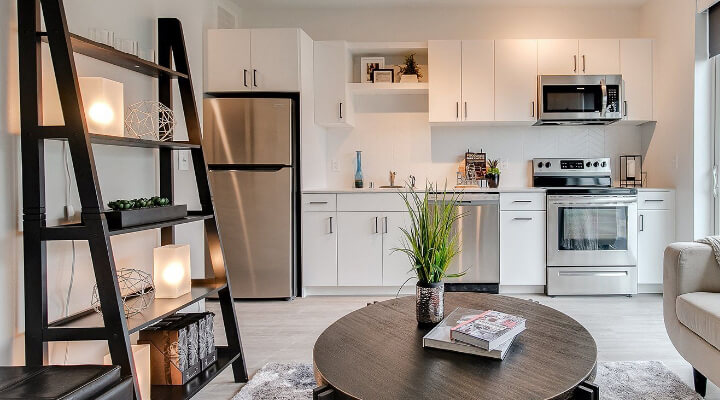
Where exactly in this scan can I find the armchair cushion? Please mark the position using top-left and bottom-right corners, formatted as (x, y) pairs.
(676, 292), (720, 352)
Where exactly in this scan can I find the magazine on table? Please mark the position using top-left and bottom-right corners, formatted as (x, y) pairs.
(450, 309), (526, 350)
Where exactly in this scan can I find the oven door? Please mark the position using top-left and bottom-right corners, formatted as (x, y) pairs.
(538, 75), (623, 122)
(547, 195), (637, 267)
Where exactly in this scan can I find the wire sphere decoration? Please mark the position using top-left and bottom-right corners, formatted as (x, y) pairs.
(124, 100), (176, 141)
(92, 268), (155, 318)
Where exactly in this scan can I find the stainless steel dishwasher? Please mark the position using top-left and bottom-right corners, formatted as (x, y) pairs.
(431, 193), (500, 293)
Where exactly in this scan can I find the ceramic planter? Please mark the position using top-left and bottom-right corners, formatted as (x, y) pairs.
(400, 74), (419, 83)
(486, 174), (500, 188)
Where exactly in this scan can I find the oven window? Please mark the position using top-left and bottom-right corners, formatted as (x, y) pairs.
(558, 207), (628, 250)
(544, 85), (602, 113)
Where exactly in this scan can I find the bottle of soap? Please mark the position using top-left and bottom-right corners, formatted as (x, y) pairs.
(354, 150), (364, 188)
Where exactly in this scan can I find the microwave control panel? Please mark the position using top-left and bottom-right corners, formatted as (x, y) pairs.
(606, 85), (620, 113)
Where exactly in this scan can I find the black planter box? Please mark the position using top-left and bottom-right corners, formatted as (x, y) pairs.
(105, 204), (187, 229)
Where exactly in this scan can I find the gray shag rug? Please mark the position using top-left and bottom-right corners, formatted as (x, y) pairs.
(233, 360), (701, 400)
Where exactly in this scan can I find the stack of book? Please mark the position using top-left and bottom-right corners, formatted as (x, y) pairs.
(422, 307), (526, 360)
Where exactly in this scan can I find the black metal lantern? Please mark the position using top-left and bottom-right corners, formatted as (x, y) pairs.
(619, 155), (643, 187)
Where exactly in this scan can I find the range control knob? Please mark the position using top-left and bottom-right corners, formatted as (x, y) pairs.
(586, 161), (592, 168)
(545, 162), (552, 168)
(593, 161), (599, 167)
(537, 162), (543, 168)
(601, 161), (607, 167)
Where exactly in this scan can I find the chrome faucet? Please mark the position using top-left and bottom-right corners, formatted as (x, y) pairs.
(409, 175), (416, 188)
(389, 171), (397, 187)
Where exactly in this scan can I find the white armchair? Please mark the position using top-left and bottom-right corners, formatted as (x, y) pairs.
(664, 242), (720, 396)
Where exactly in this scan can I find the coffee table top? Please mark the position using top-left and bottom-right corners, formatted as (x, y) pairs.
(313, 293), (597, 400)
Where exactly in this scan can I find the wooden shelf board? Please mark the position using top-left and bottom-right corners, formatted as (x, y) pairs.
(348, 82), (428, 95)
(89, 134), (200, 149)
(150, 346), (241, 400)
(347, 41), (428, 56)
(108, 213), (213, 236)
(50, 281), (227, 334)
(39, 33), (188, 79)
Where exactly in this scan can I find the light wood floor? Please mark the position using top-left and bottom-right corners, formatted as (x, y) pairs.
(198, 294), (720, 399)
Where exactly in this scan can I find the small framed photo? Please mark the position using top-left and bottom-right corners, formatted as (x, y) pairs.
(360, 57), (385, 83)
(371, 68), (395, 83)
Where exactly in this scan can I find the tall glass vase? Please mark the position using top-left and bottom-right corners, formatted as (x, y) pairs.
(354, 151), (364, 188)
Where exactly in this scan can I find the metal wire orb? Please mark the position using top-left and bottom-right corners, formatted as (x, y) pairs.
(91, 268), (155, 318)
(124, 100), (176, 141)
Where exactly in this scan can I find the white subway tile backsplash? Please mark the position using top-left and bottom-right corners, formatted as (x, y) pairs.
(325, 112), (643, 188)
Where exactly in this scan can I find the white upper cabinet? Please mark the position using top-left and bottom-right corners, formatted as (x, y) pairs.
(620, 39), (653, 122)
(461, 40), (494, 122)
(578, 39), (620, 75)
(250, 29), (301, 92)
(495, 39), (538, 122)
(207, 29), (252, 92)
(429, 40), (463, 123)
(314, 41), (353, 127)
(206, 28), (302, 93)
(538, 39), (579, 75)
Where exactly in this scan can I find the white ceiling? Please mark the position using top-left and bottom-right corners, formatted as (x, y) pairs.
(233, 0), (651, 8)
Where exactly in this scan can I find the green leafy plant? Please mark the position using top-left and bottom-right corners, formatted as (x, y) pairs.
(393, 183), (465, 285)
(399, 53), (423, 78)
(487, 159), (501, 176)
(108, 196), (170, 211)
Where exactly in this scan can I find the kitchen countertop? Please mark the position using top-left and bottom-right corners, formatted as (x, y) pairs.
(302, 187), (547, 194)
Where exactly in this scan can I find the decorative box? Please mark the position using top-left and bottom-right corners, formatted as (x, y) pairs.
(182, 313), (217, 369)
(138, 318), (200, 385)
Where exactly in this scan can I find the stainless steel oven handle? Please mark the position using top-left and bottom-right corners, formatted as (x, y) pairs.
(550, 199), (637, 206)
(600, 78), (607, 117)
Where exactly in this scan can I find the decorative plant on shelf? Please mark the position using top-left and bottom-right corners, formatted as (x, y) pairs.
(394, 182), (465, 324)
(108, 196), (171, 211)
(399, 53), (422, 83)
(486, 159), (501, 189)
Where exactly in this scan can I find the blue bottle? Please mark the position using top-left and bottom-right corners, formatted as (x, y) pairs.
(354, 151), (364, 188)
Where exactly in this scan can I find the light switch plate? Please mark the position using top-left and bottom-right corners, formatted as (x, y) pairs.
(178, 150), (190, 171)
(331, 159), (340, 172)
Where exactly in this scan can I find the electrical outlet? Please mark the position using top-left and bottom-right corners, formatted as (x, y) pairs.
(331, 159), (340, 172)
(178, 150), (190, 171)
(500, 160), (509, 170)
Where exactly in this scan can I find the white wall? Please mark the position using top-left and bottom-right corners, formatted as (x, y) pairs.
(694, 12), (714, 238)
(0, 0), (240, 366)
(641, 0), (698, 240)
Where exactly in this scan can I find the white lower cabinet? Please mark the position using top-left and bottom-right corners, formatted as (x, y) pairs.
(382, 212), (414, 286)
(301, 211), (337, 286)
(637, 209), (675, 286)
(499, 210), (546, 286)
(337, 212), (383, 286)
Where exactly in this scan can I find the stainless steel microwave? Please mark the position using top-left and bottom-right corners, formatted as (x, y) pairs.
(535, 75), (624, 126)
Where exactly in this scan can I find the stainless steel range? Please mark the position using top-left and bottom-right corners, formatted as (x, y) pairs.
(533, 158), (638, 296)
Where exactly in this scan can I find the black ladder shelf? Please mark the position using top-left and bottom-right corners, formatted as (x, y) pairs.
(18, 1), (249, 399)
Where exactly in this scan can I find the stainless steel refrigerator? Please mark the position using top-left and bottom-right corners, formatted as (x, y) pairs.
(203, 97), (296, 299)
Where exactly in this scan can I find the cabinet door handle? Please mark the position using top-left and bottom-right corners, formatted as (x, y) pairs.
(644, 199), (664, 202)
(329, 216), (334, 234)
(623, 100), (628, 117)
(243, 69), (248, 87)
(374, 217), (379, 234)
(582, 54), (586, 73)
(639, 214), (644, 231)
(464, 102), (468, 119)
(513, 217), (533, 221)
(339, 102), (343, 119)
(383, 216), (388, 234)
(456, 102), (459, 119)
(531, 101), (535, 118)
(252, 69), (258, 87)
(512, 200), (532, 203)
(309, 201), (328, 204)
(573, 55), (577, 73)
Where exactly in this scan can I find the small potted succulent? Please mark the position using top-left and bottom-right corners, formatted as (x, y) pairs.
(395, 183), (465, 325)
(399, 53), (422, 83)
(486, 159), (501, 188)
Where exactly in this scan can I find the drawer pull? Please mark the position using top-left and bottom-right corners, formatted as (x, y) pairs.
(309, 201), (329, 204)
(644, 199), (664, 202)
(558, 271), (628, 277)
(513, 217), (533, 221)
(512, 200), (532, 203)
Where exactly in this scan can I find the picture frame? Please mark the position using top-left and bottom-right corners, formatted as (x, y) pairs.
(360, 57), (385, 83)
(371, 68), (395, 83)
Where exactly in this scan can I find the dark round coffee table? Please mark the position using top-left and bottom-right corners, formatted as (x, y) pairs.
(313, 293), (597, 400)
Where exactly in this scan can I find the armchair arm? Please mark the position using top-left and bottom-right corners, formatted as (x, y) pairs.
(664, 242), (720, 299)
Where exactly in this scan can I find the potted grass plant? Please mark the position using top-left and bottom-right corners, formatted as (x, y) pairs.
(395, 183), (465, 325)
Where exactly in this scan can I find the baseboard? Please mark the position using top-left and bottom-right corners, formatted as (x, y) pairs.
(499, 285), (546, 294)
(302, 286), (416, 297)
(638, 284), (662, 294)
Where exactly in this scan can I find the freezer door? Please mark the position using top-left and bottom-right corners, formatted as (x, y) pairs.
(203, 97), (293, 165)
(209, 168), (293, 298)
